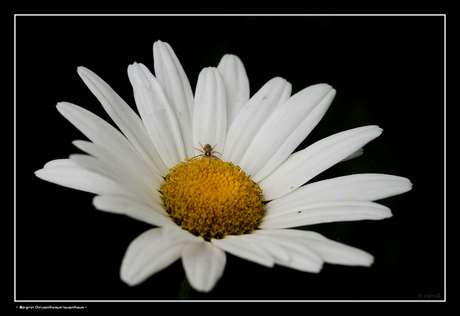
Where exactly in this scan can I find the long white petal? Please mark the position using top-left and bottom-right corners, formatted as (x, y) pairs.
(77, 66), (168, 175)
(267, 173), (412, 215)
(341, 148), (364, 162)
(128, 63), (186, 168)
(120, 228), (184, 286)
(217, 54), (249, 127)
(260, 125), (383, 201)
(192, 67), (227, 156)
(304, 236), (374, 267)
(69, 154), (162, 207)
(276, 247), (324, 272)
(55, 102), (167, 181)
(256, 229), (373, 267)
(239, 84), (336, 182)
(35, 159), (127, 196)
(153, 41), (195, 158)
(93, 195), (172, 227)
(73, 140), (162, 191)
(253, 238), (291, 262)
(211, 234), (274, 267)
(182, 242), (226, 293)
(222, 77), (291, 164)
(259, 200), (392, 229)
(252, 230), (323, 272)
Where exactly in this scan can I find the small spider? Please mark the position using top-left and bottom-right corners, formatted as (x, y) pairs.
(193, 142), (221, 159)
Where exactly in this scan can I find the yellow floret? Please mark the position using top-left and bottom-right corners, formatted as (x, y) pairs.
(160, 158), (265, 240)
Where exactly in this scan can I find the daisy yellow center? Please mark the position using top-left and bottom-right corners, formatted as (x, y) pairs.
(160, 158), (265, 240)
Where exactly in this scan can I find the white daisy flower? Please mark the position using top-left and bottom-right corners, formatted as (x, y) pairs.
(35, 40), (412, 294)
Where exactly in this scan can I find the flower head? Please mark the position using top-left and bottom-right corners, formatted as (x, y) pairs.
(35, 40), (412, 293)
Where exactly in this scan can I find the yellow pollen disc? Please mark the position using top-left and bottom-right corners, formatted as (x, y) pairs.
(160, 158), (265, 240)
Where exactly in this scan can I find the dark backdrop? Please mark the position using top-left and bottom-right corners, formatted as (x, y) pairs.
(15, 15), (445, 301)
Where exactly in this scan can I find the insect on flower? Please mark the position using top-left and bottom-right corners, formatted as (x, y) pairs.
(193, 142), (221, 159)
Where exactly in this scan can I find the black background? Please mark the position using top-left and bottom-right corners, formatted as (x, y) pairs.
(15, 15), (445, 301)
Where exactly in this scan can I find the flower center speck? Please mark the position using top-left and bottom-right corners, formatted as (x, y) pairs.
(160, 158), (265, 240)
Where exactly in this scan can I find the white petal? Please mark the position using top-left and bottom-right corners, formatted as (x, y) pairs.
(182, 242), (226, 293)
(120, 228), (184, 286)
(128, 63), (186, 168)
(56, 101), (168, 179)
(259, 200), (392, 229)
(69, 154), (161, 207)
(35, 159), (127, 196)
(304, 235), (374, 267)
(256, 229), (373, 267)
(239, 84), (336, 182)
(341, 148), (364, 162)
(153, 41), (195, 158)
(222, 77), (291, 164)
(73, 139), (163, 204)
(192, 67), (227, 156)
(211, 234), (274, 267)
(254, 238), (291, 262)
(217, 54), (250, 127)
(277, 247), (324, 272)
(77, 66), (168, 175)
(267, 173), (413, 215)
(42, 159), (76, 169)
(260, 125), (383, 201)
(73, 140), (162, 191)
(254, 231), (322, 263)
(93, 195), (172, 227)
(252, 230), (323, 272)
(161, 224), (204, 244)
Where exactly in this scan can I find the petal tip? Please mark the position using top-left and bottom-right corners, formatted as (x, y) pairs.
(120, 269), (138, 287)
(55, 102), (67, 113)
(34, 169), (44, 178)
